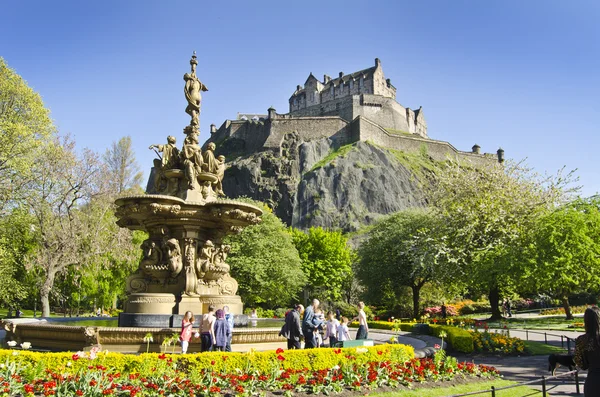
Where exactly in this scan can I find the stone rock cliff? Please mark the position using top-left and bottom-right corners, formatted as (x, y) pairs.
(220, 139), (428, 232)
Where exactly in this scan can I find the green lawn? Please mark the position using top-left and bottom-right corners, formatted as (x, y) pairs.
(372, 379), (540, 396)
(524, 340), (567, 355)
(487, 316), (583, 332)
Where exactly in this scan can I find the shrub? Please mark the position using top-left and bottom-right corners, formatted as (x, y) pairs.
(0, 344), (414, 375)
(430, 325), (474, 354)
(423, 305), (459, 317)
(470, 330), (525, 355)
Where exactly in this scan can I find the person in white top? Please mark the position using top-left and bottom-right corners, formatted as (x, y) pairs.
(324, 311), (340, 347)
(337, 317), (351, 342)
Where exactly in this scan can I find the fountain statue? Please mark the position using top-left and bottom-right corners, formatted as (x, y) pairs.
(114, 53), (262, 327)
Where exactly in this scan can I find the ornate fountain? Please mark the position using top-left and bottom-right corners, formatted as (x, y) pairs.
(115, 52), (262, 327)
(1, 55), (289, 352)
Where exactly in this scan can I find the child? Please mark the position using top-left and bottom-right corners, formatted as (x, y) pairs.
(337, 317), (351, 342)
(180, 311), (195, 354)
(213, 309), (231, 352)
(324, 311), (340, 348)
(314, 308), (325, 347)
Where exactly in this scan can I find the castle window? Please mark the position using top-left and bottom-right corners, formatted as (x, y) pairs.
(349, 79), (354, 90)
(359, 76), (364, 88)
(339, 82), (344, 93)
(330, 85), (334, 97)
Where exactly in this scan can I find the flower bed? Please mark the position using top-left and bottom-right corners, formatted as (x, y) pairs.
(470, 330), (525, 355)
(0, 346), (499, 396)
(540, 305), (587, 316)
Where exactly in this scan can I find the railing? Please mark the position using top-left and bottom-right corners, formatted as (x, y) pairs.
(449, 370), (581, 396)
(519, 329), (576, 352)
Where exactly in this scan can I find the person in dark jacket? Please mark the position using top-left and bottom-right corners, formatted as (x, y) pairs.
(575, 306), (600, 396)
(213, 309), (230, 352)
(280, 304), (304, 349)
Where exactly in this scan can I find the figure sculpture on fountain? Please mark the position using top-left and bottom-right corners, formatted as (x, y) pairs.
(184, 51), (208, 130)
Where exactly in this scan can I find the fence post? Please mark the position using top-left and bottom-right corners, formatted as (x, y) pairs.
(561, 335), (564, 348)
(541, 376), (546, 397)
(491, 385), (496, 397)
(576, 371), (581, 395)
(567, 338), (571, 352)
(526, 329), (529, 341)
(545, 332), (548, 344)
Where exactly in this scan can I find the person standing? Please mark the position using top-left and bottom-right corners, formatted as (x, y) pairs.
(337, 317), (351, 342)
(249, 308), (258, 327)
(223, 305), (234, 352)
(354, 302), (369, 340)
(280, 304), (304, 349)
(180, 311), (195, 354)
(213, 309), (230, 352)
(324, 311), (340, 348)
(441, 303), (447, 319)
(575, 306), (600, 396)
(506, 299), (512, 317)
(200, 305), (216, 352)
(302, 299), (322, 349)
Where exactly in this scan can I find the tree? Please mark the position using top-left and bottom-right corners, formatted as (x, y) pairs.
(23, 137), (105, 317)
(356, 209), (455, 318)
(103, 136), (144, 195)
(290, 227), (353, 303)
(0, 57), (55, 210)
(428, 160), (575, 320)
(527, 197), (600, 319)
(225, 201), (306, 308)
(0, 209), (37, 309)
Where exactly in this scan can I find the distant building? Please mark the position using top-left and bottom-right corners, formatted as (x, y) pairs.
(288, 58), (427, 138)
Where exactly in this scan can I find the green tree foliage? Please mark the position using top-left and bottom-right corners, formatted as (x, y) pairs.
(428, 160), (575, 319)
(225, 201), (306, 308)
(526, 197), (600, 319)
(290, 227), (353, 302)
(0, 57), (55, 210)
(356, 209), (455, 318)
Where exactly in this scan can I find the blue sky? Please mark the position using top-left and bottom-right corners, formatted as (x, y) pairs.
(2, 0), (599, 196)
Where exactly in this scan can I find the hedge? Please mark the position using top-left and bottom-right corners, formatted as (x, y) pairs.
(364, 321), (474, 353)
(0, 344), (414, 375)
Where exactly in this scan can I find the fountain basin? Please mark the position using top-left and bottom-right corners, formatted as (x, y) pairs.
(2, 319), (285, 353)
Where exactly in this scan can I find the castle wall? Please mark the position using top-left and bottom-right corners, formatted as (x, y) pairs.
(289, 96), (355, 122)
(354, 95), (413, 135)
(264, 116), (351, 151)
(353, 116), (495, 167)
(209, 119), (271, 156)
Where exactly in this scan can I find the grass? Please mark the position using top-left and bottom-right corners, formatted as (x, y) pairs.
(371, 379), (540, 396)
(383, 146), (439, 182)
(309, 143), (355, 172)
(524, 340), (567, 356)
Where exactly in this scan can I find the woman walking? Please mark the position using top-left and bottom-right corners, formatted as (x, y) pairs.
(180, 311), (195, 354)
(574, 306), (600, 396)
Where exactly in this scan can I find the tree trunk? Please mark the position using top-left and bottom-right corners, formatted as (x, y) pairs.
(562, 296), (573, 320)
(488, 287), (503, 320)
(411, 285), (421, 319)
(40, 270), (57, 318)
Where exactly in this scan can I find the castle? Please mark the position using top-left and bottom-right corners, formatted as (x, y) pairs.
(206, 59), (502, 166)
(289, 58), (427, 138)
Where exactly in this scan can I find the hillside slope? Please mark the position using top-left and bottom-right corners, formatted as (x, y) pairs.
(220, 139), (430, 232)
